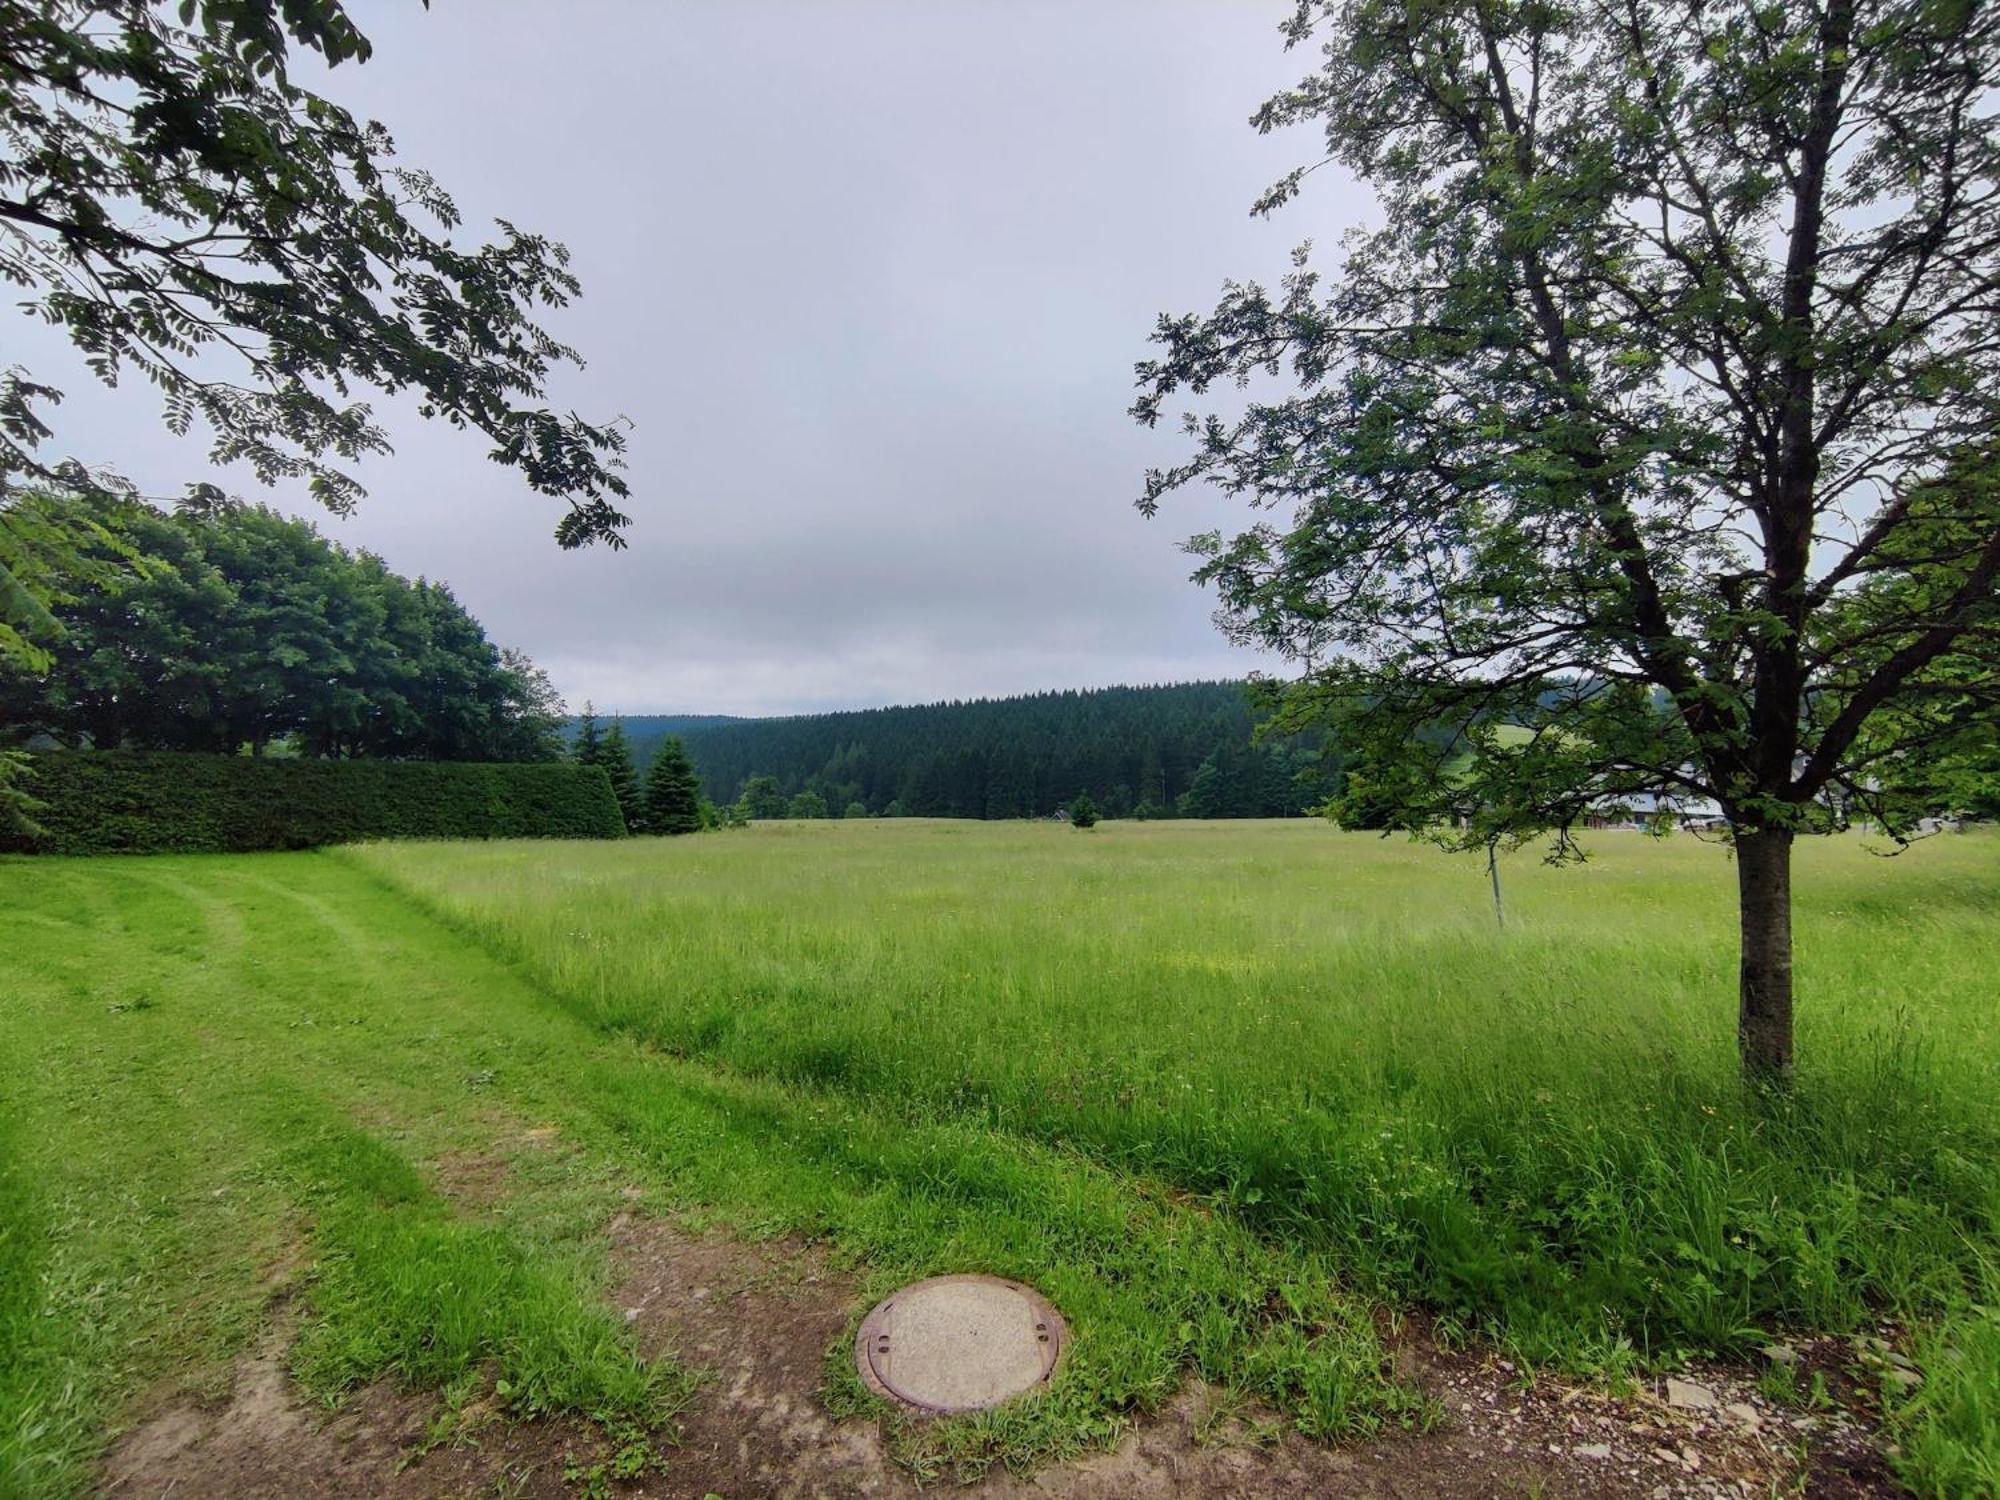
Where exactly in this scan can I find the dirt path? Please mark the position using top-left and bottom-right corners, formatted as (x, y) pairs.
(102, 1215), (1896, 1500)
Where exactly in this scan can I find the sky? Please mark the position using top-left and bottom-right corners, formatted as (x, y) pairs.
(19, 1), (1377, 717)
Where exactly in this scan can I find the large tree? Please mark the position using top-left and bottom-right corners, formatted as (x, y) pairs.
(1134, 0), (2000, 1080)
(0, 489), (134, 672)
(0, 1), (631, 547)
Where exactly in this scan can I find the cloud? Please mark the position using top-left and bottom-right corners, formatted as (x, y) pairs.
(14, 0), (1373, 716)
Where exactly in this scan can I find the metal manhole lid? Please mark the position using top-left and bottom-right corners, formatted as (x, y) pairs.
(855, 1274), (1066, 1414)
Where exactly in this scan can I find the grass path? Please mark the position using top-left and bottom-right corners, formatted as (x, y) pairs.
(0, 851), (1428, 1498)
(0, 856), (683, 1495)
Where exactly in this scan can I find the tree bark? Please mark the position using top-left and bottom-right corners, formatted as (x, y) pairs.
(1735, 827), (1795, 1084)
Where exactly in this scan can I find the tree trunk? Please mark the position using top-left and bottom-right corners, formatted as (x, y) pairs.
(1735, 827), (1795, 1083)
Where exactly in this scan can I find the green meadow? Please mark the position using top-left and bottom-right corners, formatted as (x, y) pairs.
(3, 822), (1997, 1496)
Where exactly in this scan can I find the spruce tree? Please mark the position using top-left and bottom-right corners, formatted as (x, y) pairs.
(573, 701), (603, 766)
(645, 737), (703, 835)
(1136, 739), (1168, 819)
(599, 718), (642, 833)
(1069, 791), (1099, 829)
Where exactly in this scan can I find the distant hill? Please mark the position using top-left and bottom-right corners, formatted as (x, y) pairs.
(563, 713), (744, 767)
(609, 681), (1332, 820)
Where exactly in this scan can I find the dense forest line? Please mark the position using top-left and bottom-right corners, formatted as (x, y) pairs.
(619, 682), (1335, 820)
(583, 715), (742, 761)
(0, 494), (566, 762)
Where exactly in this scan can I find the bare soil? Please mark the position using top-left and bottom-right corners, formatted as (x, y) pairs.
(102, 1215), (1899, 1499)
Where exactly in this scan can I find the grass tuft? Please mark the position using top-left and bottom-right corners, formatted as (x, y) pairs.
(281, 1123), (689, 1431)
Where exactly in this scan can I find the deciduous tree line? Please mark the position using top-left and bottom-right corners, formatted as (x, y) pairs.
(0, 494), (566, 762)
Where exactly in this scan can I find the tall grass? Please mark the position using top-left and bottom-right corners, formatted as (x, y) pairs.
(350, 821), (2000, 1369)
(6, 830), (1994, 1494)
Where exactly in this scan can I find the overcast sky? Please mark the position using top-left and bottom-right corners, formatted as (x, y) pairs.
(22, 1), (1376, 717)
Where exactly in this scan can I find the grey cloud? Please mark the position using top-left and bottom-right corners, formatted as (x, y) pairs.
(16, 0), (1375, 717)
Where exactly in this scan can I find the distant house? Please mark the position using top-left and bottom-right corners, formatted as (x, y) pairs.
(1583, 790), (1727, 832)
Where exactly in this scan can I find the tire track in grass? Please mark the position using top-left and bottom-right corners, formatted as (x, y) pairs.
(119, 861), (698, 1444)
(0, 861), (285, 1498)
(0, 855), (692, 1497)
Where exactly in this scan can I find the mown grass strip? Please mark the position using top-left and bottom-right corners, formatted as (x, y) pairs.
(0, 857), (689, 1496)
(0, 1111), (67, 1500)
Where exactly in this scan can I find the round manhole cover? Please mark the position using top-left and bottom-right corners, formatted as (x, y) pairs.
(856, 1274), (1066, 1414)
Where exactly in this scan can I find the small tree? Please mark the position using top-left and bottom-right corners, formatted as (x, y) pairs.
(1135, 0), (2000, 1082)
(644, 737), (703, 835)
(843, 800), (869, 820)
(736, 774), (787, 821)
(572, 702), (603, 767)
(787, 789), (829, 820)
(599, 719), (642, 833)
(1069, 791), (1100, 829)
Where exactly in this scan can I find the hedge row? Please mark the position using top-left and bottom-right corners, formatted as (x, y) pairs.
(5, 751), (624, 855)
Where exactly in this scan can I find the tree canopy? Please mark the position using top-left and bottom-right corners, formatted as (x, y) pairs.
(0, 492), (566, 761)
(1135, 0), (1999, 1077)
(0, 1), (631, 546)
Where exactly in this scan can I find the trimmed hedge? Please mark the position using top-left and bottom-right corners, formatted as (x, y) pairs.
(5, 751), (624, 855)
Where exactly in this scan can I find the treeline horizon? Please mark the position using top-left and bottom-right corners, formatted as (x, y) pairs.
(580, 681), (1336, 821)
(1, 496), (1335, 824)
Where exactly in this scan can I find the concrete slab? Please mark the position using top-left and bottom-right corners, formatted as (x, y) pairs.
(856, 1274), (1065, 1414)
